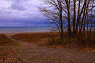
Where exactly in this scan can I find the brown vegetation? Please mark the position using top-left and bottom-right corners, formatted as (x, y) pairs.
(12, 32), (60, 45)
(0, 34), (20, 62)
(0, 34), (19, 46)
(12, 32), (95, 52)
(0, 48), (18, 63)
(0, 33), (95, 63)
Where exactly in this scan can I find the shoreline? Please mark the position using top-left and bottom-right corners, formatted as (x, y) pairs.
(0, 31), (95, 36)
(0, 31), (57, 35)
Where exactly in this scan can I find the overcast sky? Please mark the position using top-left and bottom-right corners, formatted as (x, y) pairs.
(0, 0), (48, 27)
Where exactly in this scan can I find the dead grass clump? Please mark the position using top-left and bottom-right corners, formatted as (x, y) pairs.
(12, 32), (60, 43)
(47, 37), (64, 45)
(12, 32), (95, 52)
(0, 34), (19, 46)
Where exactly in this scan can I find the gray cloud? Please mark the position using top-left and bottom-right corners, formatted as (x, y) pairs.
(6, 0), (29, 3)
(10, 3), (26, 11)
(0, 0), (46, 26)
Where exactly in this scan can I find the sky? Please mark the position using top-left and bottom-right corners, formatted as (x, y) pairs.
(1, 0), (94, 27)
(0, 0), (49, 27)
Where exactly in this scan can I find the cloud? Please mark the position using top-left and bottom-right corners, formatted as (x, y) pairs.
(6, 0), (29, 3)
(0, 18), (49, 27)
(10, 3), (26, 11)
(0, 0), (47, 27)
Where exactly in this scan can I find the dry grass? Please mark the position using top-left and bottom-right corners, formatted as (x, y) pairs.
(0, 34), (20, 46)
(0, 34), (20, 62)
(12, 32), (60, 43)
(12, 32), (95, 52)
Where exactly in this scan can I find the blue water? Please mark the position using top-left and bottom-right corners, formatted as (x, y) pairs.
(0, 27), (94, 33)
(0, 27), (52, 33)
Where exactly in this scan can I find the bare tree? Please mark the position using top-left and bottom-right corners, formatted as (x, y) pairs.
(39, 0), (95, 40)
(39, 0), (64, 39)
(64, 0), (71, 39)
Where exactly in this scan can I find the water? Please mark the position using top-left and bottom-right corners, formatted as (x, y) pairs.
(0, 27), (51, 33)
(0, 27), (94, 33)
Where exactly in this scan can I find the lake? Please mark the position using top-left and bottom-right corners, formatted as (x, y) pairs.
(0, 27), (51, 33)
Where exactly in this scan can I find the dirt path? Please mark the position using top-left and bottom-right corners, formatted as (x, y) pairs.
(1, 34), (95, 63)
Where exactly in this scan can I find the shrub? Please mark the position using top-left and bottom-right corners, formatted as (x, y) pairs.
(47, 37), (64, 45)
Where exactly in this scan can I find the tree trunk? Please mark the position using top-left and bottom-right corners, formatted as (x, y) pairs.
(73, 0), (76, 37)
(58, 0), (63, 39)
(65, 0), (71, 39)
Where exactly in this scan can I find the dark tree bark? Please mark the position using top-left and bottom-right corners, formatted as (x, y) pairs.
(65, 0), (71, 39)
(57, 0), (63, 39)
(73, 0), (76, 35)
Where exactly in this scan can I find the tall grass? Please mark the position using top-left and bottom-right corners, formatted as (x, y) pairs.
(12, 32), (60, 43)
(0, 34), (20, 46)
(12, 32), (95, 51)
